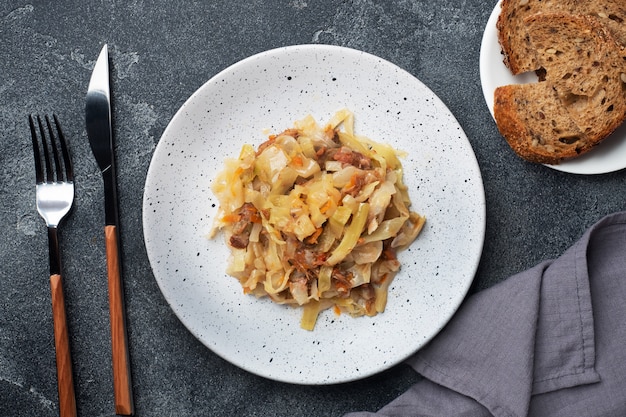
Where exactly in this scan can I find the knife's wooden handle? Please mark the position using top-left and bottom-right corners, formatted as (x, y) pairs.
(50, 274), (78, 417)
(105, 225), (135, 415)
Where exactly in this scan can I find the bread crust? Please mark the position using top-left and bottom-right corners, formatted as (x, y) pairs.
(496, 0), (538, 75)
(493, 86), (533, 160)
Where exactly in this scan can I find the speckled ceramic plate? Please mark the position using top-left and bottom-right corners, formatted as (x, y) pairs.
(480, 0), (626, 175)
(143, 44), (485, 385)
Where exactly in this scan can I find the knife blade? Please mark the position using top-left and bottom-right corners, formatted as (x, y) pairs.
(85, 44), (135, 416)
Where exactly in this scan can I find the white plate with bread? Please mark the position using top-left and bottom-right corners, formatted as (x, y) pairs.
(480, 0), (626, 175)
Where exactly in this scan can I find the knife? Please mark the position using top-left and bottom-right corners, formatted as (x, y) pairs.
(85, 44), (135, 416)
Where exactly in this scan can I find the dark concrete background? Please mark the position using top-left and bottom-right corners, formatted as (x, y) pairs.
(1, 1), (625, 416)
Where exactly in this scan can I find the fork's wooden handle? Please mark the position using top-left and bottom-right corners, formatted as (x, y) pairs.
(105, 225), (135, 415)
(50, 274), (78, 417)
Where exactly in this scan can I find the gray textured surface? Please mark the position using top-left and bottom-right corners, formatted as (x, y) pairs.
(1, 1), (625, 416)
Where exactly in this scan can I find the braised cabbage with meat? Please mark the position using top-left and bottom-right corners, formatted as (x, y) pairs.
(209, 110), (425, 330)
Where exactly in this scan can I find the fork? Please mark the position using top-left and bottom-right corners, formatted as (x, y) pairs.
(30, 114), (78, 417)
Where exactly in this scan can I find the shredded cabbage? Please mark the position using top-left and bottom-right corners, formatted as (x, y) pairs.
(210, 110), (425, 330)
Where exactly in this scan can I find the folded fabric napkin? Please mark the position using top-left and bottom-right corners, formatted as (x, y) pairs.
(345, 211), (626, 417)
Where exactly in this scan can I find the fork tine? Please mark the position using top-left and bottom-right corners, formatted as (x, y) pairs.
(45, 115), (65, 182)
(52, 114), (73, 183)
(29, 115), (44, 184)
(36, 115), (55, 183)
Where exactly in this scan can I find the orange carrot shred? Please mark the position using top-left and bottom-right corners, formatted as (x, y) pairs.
(319, 200), (333, 214)
(292, 155), (303, 167)
(305, 227), (323, 244)
(221, 213), (241, 223)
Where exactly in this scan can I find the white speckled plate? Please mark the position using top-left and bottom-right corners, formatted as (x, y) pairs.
(143, 44), (485, 385)
(480, 0), (626, 175)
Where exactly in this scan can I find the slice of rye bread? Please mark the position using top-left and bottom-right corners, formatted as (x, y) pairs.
(497, 0), (626, 75)
(494, 13), (626, 164)
(495, 83), (588, 163)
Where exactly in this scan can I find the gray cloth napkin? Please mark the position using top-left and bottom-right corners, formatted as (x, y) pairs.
(345, 211), (626, 417)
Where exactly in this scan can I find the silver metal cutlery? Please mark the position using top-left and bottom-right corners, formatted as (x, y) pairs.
(86, 44), (135, 416)
(30, 114), (77, 417)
